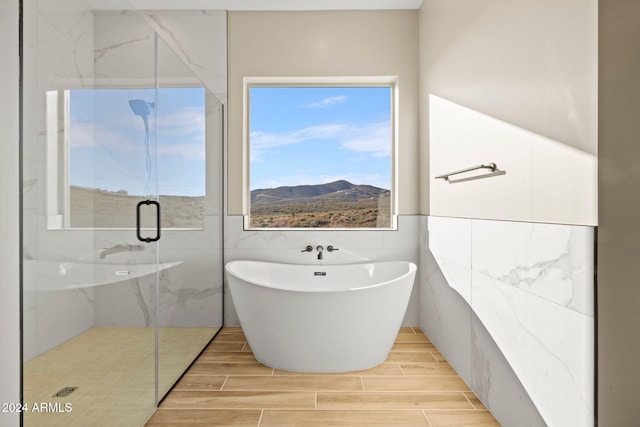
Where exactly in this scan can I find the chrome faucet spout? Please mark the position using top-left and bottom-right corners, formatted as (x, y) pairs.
(316, 245), (324, 260)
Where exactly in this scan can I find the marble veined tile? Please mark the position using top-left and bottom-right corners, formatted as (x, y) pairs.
(472, 220), (594, 316)
(471, 272), (594, 427)
(427, 216), (472, 304)
(424, 216), (594, 426)
(141, 12), (227, 103)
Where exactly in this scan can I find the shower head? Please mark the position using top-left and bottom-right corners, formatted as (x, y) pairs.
(128, 99), (153, 117)
(129, 99), (154, 134)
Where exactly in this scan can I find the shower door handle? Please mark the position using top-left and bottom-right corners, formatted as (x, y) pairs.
(136, 200), (161, 243)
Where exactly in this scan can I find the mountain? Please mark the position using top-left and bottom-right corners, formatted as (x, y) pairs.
(251, 180), (389, 207)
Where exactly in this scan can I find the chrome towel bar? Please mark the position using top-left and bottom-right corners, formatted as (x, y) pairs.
(435, 163), (504, 183)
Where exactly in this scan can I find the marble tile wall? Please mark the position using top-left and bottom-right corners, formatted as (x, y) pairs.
(22, 0), (97, 359)
(422, 215), (594, 427)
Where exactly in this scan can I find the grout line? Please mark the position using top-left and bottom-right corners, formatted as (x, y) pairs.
(157, 407), (487, 412)
(423, 409), (434, 427)
(219, 375), (230, 390)
(462, 391), (477, 409)
(310, 390), (473, 394)
(398, 363), (406, 376)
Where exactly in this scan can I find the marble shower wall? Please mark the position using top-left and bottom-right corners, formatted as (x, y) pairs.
(22, 0), (97, 359)
(223, 215), (421, 326)
(421, 216), (594, 427)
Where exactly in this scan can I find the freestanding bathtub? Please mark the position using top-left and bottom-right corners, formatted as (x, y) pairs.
(225, 260), (417, 372)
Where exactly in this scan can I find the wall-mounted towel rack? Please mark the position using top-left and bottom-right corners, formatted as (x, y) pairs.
(435, 163), (505, 183)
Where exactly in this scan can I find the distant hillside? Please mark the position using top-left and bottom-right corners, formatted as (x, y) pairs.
(250, 180), (391, 228)
(69, 186), (204, 229)
(251, 180), (390, 207)
(67, 181), (390, 229)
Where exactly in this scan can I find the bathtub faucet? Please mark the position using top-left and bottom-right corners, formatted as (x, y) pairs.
(302, 244), (338, 260)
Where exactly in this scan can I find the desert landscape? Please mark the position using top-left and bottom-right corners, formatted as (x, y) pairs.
(70, 186), (205, 229)
(250, 180), (391, 228)
(69, 180), (390, 229)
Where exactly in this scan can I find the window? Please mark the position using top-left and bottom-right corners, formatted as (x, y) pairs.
(47, 87), (206, 229)
(245, 78), (396, 229)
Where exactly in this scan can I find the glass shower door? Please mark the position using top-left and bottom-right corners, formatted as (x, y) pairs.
(155, 35), (224, 399)
(22, 3), (224, 425)
(21, 4), (160, 425)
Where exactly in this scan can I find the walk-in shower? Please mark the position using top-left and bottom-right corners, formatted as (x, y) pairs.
(21, 3), (225, 425)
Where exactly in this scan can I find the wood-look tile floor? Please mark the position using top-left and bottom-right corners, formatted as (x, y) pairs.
(147, 327), (500, 426)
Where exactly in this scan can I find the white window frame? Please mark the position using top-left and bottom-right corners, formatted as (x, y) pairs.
(242, 76), (399, 231)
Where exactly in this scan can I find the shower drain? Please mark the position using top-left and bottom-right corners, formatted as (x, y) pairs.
(52, 387), (77, 398)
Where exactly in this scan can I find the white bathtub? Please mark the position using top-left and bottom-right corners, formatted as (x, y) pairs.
(225, 260), (417, 372)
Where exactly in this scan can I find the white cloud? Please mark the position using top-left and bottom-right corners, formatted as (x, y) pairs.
(251, 123), (347, 148)
(250, 120), (391, 161)
(340, 121), (391, 158)
(157, 142), (204, 161)
(303, 95), (348, 109)
(250, 123), (347, 161)
(70, 105), (206, 161)
(158, 106), (206, 138)
(69, 121), (137, 152)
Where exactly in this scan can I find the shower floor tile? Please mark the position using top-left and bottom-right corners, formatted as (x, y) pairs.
(147, 327), (501, 426)
(23, 326), (216, 427)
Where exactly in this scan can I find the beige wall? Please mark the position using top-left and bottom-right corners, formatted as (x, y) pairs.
(419, 0), (597, 225)
(598, 0), (640, 424)
(227, 10), (419, 215)
(0, 0), (21, 425)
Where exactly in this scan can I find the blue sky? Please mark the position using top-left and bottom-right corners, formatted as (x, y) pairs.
(68, 86), (392, 197)
(249, 86), (392, 190)
(69, 87), (206, 197)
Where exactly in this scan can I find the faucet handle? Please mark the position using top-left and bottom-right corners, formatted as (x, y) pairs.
(301, 245), (313, 252)
(327, 245), (339, 252)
